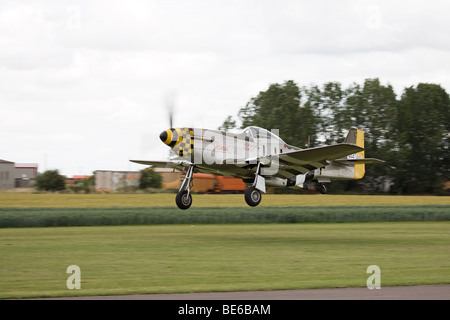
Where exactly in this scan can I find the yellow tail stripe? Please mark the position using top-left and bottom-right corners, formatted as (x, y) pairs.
(354, 129), (365, 180)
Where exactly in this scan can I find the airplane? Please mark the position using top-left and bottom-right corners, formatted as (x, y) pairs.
(131, 125), (384, 210)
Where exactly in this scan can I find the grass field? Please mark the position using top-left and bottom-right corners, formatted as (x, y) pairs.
(0, 222), (449, 299)
(1, 205), (449, 228)
(0, 193), (448, 298)
(1, 193), (450, 208)
(0, 193), (449, 228)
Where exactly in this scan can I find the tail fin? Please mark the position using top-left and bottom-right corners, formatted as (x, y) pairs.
(344, 127), (365, 179)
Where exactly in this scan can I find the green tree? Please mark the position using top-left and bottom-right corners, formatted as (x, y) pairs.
(79, 175), (95, 193)
(35, 170), (66, 192)
(301, 79), (398, 193)
(394, 83), (450, 194)
(221, 78), (449, 194)
(344, 79), (398, 192)
(238, 80), (318, 147)
(304, 82), (347, 145)
(139, 168), (162, 189)
(218, 115), (237, 131)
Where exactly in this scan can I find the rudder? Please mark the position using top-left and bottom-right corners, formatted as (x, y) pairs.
(344, 127), (365, 179)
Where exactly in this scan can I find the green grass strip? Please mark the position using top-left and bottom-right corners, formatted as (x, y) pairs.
(1, 223), (449, 298)
(0, 205), (449, 228)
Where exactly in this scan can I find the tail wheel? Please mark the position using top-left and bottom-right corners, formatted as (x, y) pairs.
(176, 190), (192, 210)
(245, 187), (262, 207)
(319, 184), (327, 194)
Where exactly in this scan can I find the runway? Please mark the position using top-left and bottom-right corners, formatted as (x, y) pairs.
(49, 285), (450, 300)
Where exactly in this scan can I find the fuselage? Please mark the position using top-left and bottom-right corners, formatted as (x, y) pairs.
(159, 126), (292, 166)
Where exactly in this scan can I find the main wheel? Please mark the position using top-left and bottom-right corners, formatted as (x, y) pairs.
(176, 190), (192, 210)
(244, 187), (262, 207)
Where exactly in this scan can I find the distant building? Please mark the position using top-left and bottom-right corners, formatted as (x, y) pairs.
(0, 160), (38, 189)
(94, 170), (140, 192)
(0, 159), (15, 189)
(14, 163), (38, 188)
(93, 168), (246, 193)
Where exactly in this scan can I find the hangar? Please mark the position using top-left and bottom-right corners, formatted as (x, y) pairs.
(0, 159), (14, 189)
(0, 159), (38, 189)
(94, 170), (140, 192)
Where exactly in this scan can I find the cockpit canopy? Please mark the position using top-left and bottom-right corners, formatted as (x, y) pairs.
(242, 126), (285, 144)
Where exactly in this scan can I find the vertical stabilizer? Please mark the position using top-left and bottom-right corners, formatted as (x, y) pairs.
(344, 128), (365, 179)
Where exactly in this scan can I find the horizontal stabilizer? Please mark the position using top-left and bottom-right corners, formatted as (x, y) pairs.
(333, 158), (385, 165)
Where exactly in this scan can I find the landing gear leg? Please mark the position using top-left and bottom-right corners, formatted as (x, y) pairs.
(176, 165), (194, 210)
(244, 162), (264, 207)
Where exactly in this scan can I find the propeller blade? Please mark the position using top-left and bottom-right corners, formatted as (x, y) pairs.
(169, 109), (173, 129)
(165, 89), (176, 129)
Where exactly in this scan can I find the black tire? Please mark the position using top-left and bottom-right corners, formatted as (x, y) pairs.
(175, 190), (192, 210)
(244, 187), (262, 207)
(319, 184), (327, 194)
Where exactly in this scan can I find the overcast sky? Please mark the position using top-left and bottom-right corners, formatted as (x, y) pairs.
(1, 0), (449, 176)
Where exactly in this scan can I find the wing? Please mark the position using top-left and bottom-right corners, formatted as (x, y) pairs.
(131, 159), (254, 179)
(268, 143), (365, 178)
(130, 159), (191, 171)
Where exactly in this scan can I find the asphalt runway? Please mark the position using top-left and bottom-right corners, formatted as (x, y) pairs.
(48, 285), (450, 300)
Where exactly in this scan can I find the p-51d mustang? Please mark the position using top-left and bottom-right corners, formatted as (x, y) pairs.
(131, 126), (384, 209)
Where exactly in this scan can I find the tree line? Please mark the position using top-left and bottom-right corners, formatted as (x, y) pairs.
(219, 78), (449, 195)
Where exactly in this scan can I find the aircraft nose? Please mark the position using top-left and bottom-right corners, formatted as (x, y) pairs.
(160, 128), (178, 147)
(159, 130), (168, 144)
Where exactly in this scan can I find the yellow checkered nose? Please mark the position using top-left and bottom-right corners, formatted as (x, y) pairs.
(159, 128), (194, 157)
(159, 129), (176, 147)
